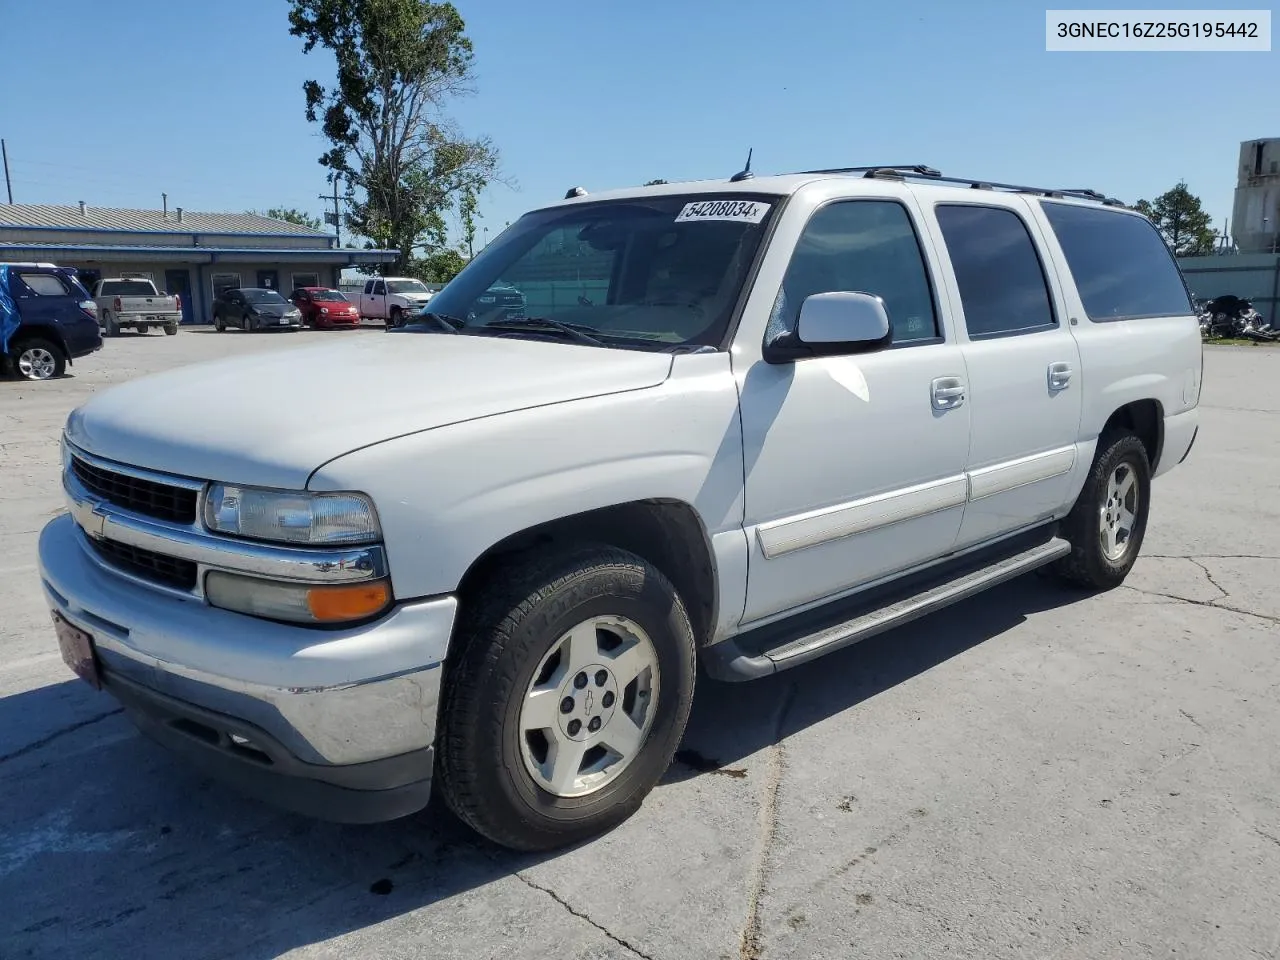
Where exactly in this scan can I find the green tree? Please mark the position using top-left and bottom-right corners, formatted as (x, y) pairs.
(413, 247), (468, 283)
(288, 0), (500, 274)
(251, 207), (324, 230)
(644, 179), (668, 186)
(1132, 182), (1216, 256)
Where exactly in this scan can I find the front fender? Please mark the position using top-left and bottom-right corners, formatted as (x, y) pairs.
(307, 353), (748, 606)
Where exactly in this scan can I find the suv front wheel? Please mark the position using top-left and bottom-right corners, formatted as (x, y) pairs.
(437, 544), (696, 851)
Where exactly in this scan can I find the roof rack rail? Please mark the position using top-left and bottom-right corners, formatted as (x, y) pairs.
(811, 166), (1125, 206)
(792, 165), (1125, 206)
(797, 164), (942, 178)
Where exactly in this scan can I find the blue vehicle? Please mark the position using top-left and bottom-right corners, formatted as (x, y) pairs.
(1, 262), (103, 381)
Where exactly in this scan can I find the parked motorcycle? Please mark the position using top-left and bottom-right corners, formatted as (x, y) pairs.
(1200, 294), (1279, 341)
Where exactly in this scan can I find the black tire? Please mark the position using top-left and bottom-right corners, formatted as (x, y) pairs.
(1051, 430), (1151, 590)
(214, 312), (225, 332)
(10, 338), (67, 381)
(437, 544), (696, 852)
(102, 312), (119, 338)
(246, 314), (257, 333)
(389, 307), (403, 329)
(164, 323), (178, 336)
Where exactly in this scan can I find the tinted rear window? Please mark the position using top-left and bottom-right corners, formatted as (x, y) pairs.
(1040, 202), (1192, 320)
(100, 280), (158, 296)
(935, 205), (1056, 339)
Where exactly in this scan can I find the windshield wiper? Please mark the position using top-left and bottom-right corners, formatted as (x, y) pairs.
(483, 316), (605, 347)
(403, 311), (462, 334)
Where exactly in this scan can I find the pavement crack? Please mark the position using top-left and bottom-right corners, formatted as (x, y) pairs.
(1187, 558), (1231, 601)
(1146, 554), (1280, 561)
(738, 681), (797, 960)
(0, 708), (124, 765)
(1256, 827), (1280, 850)
(1178, 708), (1207, 732)
(512, 872), (656, 960)
(1120, 585), (1280, 626)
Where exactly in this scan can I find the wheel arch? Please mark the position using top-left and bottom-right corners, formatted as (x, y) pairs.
(9, 323), (70, 360)
(455, 498), (719, 648)
(1100, 399), (1163, 471)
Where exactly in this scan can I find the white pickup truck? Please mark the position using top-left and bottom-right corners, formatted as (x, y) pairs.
(357, 276), (433, 327)
(93, 278), (182, 336)
(39, 166), (1202, 852)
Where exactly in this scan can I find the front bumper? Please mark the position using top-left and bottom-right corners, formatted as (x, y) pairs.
(38, 513), (458, 822)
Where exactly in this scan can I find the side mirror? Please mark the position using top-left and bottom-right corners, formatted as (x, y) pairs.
(794, 291), (892, 354)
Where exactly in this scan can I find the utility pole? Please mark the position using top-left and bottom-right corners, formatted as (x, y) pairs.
(2, 139), (13, 204)
(319, 176), (343, 247)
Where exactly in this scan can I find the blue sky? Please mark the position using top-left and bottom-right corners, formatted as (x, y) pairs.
(1, 0), (1275, 246)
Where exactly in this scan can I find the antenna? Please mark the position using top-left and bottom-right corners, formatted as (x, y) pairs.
(730, 148), (754, 183)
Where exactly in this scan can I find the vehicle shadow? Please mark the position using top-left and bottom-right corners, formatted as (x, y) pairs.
(0, 574), (1082, 959)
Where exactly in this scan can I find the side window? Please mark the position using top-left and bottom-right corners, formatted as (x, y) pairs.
(17, 272), (71, 297)
(372, 280), (386, 295)
(934, 205), (1056, 339)
(1039, 201), (1193, 321)
(363, 280), (374, 295)
(767, 200), (939, 345)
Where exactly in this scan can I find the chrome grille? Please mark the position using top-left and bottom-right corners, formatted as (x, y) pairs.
(72, 455), (199, 525)
(86, 536), (198, 591)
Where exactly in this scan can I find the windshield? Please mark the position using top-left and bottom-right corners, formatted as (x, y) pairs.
(419, 193), (779, 350)
(244, 289), (288, 304)
(310, 290), (348, 301)
(101, 280), (157, 296)
(387, 279), (430, 294)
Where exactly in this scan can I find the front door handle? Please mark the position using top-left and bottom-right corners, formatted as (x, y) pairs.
(1048, 361), (1073, 391)
(931, 376), (966, 410)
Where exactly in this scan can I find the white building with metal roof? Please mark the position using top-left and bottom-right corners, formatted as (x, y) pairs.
(0, 202), (396, 324)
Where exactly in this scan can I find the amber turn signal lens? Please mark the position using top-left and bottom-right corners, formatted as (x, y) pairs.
(306, 581), (392, 622)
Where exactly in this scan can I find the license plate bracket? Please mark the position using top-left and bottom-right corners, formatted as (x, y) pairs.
(54, 612), (101, 689)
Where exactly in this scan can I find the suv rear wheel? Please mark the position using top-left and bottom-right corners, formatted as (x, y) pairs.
(437, 544), (696, 851)
(11, 338), (66, 381)
(1051, 429), (1151, 589)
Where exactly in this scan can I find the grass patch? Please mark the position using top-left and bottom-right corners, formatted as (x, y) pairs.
(1203, 337), (1266, 346)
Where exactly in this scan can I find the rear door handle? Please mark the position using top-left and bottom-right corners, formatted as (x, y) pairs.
(1048, 362), (1073, 391)
(931, 376), (966, 410)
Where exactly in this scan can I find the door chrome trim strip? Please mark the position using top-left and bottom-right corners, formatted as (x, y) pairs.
(754, 445), (1078, 559)
(966, 445), (1076, 501)
(756, 475), (969, 559)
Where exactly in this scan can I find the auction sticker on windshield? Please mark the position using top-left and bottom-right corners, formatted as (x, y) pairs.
(675, 200), (771, 224)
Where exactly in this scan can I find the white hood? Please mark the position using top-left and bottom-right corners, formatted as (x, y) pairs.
(66, 335), (673, 489)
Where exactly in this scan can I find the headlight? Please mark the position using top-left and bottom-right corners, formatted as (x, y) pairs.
(204, 484), (380, 545)
(205, 571), (391, 624)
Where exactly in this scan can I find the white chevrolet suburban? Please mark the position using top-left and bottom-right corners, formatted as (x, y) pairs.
(38, 165), (1202, 852)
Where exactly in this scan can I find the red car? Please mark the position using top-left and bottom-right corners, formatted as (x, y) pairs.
(289, 287), (361, 329)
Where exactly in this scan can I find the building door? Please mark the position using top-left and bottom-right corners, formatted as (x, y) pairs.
(256, 269), (279, 291)
(165, 269), (194, 324)
(76, 268), (102, 293)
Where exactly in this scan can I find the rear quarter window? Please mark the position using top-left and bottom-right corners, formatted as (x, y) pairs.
(1039, 201), (1192, 321)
